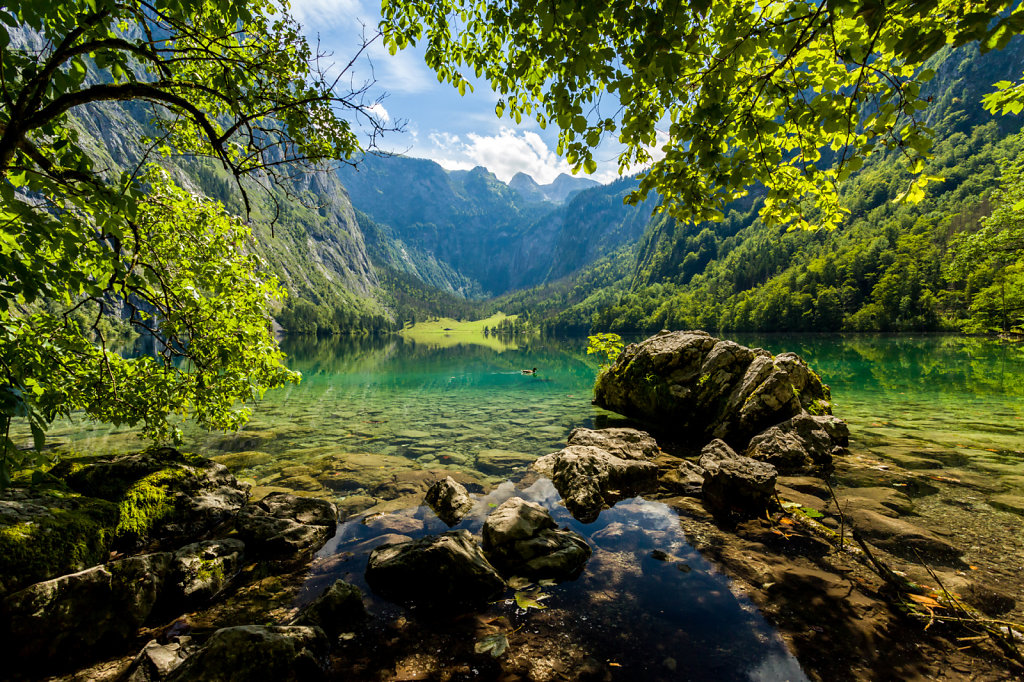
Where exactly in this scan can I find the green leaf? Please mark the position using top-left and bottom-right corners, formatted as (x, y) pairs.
(474, 632), (508, 657)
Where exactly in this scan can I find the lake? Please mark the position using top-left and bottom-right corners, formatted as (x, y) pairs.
(33, 331), (1024, 680)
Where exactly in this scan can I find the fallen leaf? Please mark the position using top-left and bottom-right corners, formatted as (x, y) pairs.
(514, 590), (548, 610)
(474, 633), (508, 657)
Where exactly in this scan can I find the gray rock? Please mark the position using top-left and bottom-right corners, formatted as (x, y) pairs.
(660, 460), (705, 496)
(547, 445), (659, 523)
(365, 530), (505, 611)
(424, 476), (474, 526)
(566, 427), (659, 460)
(167, 539), (245, 606)
(746, 414), (849, 473)
(699, 439), (778, 515)
(167, 625), (328, 682)
(593, 331), (832, 448)
(293, 580), (367, 637)
(124, 638), (196, 682)
(1, 553), (171, 666)
(481, 497), (591, 581)
(236, 492), (337, 558)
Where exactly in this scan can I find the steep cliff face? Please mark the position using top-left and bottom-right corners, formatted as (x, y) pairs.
(508, 172), (600, 204)
(68, 99), (385, 328)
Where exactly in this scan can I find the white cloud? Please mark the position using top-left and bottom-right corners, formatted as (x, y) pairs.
(367, 102), (390, 122)
(421, 127), (616, 185)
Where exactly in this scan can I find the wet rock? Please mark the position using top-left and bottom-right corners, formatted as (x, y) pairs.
(849, 508), (962, 562)
(360, 512), (425, 535)
(565, 427), (660, 460)
(475, 448), (537, 475)
(746, 414), (848, 473)
(833, 487), (914, 518)
(990, 494), (1024, 516)
(167, 539), (245, 606)
(699, 439), (778, 515)
(365, 530), (505, 611)
(593, 331), (831, 447)
(293, 580), (367, 637)
(660, 460), (705, 496)
(546, 445), (659, 523)
(124, 638), (196, 682)
(167, 625), (328, 682)
(236, 492), (337, 558)
(53, 448), (250, 550)
(481, 497), (591, 581)
(424, 476), (475, 526)
(1, 552), (171, 666)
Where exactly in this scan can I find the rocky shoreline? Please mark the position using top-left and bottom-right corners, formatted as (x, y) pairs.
(1, 331), (1021, 680)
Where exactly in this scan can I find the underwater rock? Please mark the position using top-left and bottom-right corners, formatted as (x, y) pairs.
(848, 508), (963, 562)
(365, 530), (505, 611)
(746, 414), (849, 473)
(475, 448), (538, 475)
(124, 638), (196, 682)
(166, 539), (245, 606)
(236, 492), (337, 558)
(546, 444), (659, 523)
(424, 476), (475, 526)
(699, 439), (778, 515)
(293, 579), (367, 637)
(1, 552), (171, 667)
(593, 330), (831, 448)
(481, 497), (591, 581)
(565, 427), (660, 460)
(167, 625), (328, 681)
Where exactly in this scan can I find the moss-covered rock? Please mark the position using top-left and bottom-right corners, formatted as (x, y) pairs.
(0, 490), (118, 595)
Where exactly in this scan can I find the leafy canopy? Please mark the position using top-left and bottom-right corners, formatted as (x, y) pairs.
(381, 0), (1024, 230)
(0, 0), (388, 482)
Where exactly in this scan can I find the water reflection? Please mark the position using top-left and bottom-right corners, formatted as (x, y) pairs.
(307, 479), (808, 682)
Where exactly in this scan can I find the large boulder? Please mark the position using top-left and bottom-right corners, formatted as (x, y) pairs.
(166, 539), (245, 607)
(746, 414), (849, 473)
(593, 331), (832, 448)
(543, 444), (658, 523)
(293, 579), (367, 637)
(1, 553), (171, 667)
(365, 530), (505, 611)
(481, 497), (591, 581)
(54, 448), (250, 550)
(424, 476), (475, 526)
(167, 625), (328, 681)
(236, 492), (337, 558)
(699, 439), (778, 515)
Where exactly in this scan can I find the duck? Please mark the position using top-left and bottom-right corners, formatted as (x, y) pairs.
(521, 367), (537, 375)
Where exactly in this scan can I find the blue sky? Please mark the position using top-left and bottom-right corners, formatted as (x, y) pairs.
(288, 0), (628, 184)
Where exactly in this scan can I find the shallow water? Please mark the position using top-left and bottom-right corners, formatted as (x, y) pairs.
(25, 332), (1024, 679)
(306, 479), (807, 681)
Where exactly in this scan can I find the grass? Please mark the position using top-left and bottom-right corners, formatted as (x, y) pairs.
(399, 312), (521, 351)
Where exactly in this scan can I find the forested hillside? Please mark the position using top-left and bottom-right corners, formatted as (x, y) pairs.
(493, 40), (1024, 336)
